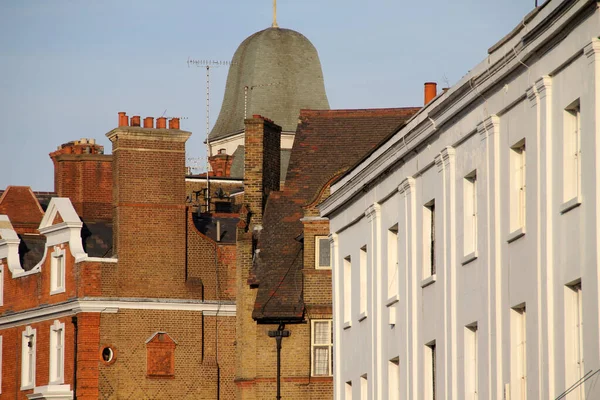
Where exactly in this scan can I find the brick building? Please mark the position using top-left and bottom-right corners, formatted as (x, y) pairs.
(234, 109), (418, 399)
(0, 116), (237, 399)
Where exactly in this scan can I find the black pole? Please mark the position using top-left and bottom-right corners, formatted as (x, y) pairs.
(268, 323), (290, 400)
(276, 335), (282, 400)
(71, 316), (78, 400)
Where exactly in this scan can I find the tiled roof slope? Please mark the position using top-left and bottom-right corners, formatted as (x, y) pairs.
(252, 107), (420, 322)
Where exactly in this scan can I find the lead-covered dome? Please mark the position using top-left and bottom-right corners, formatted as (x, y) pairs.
(209, 27), (330, 143)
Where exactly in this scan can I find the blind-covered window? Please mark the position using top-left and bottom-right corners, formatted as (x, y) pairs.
(311, 319), (333, 376)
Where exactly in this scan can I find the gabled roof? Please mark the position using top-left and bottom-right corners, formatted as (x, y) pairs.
(0, 186), (45, 229)
(252, 107), (420, 322)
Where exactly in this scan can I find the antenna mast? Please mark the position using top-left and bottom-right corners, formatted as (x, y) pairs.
(187, 58), (233, 213)
(272, 0), (278, 28)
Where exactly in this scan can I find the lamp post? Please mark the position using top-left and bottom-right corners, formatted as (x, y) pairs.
(268, 323), (290, 400)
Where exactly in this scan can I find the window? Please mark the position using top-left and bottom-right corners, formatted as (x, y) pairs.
(563, 100), (581, 205)
(315, 236), (331, 269)
(311, 319), (333, 376)
(360, 374), (368, 400)
(0, 265), (3, 306)
(50, 246), (66, 294)
(387, 225), (399, 299)
(345, 381), (353, 400)
(344, 256), (352, 326)
(21, 326), (36, 390)
(511, 305), (527, 400)
(426, 342), (437, 400)
(465, 323), (478, 400)
(49, 320), (65, 384)
(510, 140), (526, 233)
(464, 171), (477, 258)
(565, 282), (584, 399)
(359, 246), (368, 319)
(388, 357), (400, 400)
(0, 336), (3, 394)
(423, 200), (436, 276)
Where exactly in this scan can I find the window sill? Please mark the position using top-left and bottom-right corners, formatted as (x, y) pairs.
(358, 311), (368, 322)
(560, 196), (581, 214)
(314, 266), (332, 271)
(507, 227), (526, 243)
(386, 294), (399, 307)
(50, 287), (66, 296)
(461, 251), (478, 265)
(343, 320), (352, 330)
(21, 383), (35, 391)
(421, 274), (437, 288)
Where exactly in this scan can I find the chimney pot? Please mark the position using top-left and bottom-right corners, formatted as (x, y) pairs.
(424, 82), (437, 105)
(169, 118), (180, 130)
(89, 138), (96, 145)
(131, 116), (141, 127)
(143, 117), (154, 128)
(156, 117), (167, 129)
(118, 112), (129, 127)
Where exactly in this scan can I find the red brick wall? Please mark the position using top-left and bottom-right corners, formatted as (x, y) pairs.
(50, 149), (112, 221)
(186, 210), (237, 301)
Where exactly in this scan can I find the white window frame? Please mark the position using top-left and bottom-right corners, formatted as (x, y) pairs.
(360, 374), (368, 400)
(465, 323), (478, 400)
(310, 319), (333, 377)
(345, 381), (353, 400)
(561, 99), (582, 212)
(21, 326), (36, 390)
(423, 200), (436, 278)
(388, 357), (400, 400)
(387, 225), (399, 300)
(509, 140), (526, 240)
(565, 281), (584, 399)
(0, 264), (4, 306)
(463, 171), (478, 263)
(359, 246), (368, 320)
(343, 256), (352, 328)
(50, 246), (66, 295)
(511, 304), (527, 400)
(49, 320), (66, 384)
(315, 236), (331, 270)
(425, 341), (437, 400)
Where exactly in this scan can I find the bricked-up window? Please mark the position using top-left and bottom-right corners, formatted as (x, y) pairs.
(511, 305), (527, 400)
(311, 319), (333, 376)
(49, 320), (65, 384)
(146, 332), (177, 378)
(510, 140), (526, 233)
(50, 246), (66, 294)
(423, 200), (436, 277)
(21, 326), (36, 390)
(563, 100), (581, 203)
(315, 236), (331, 269)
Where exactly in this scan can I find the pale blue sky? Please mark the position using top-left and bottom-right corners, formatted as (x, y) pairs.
(0, 0), (533, 191)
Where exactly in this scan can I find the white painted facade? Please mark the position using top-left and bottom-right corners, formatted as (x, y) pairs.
(320, 1), (600, 399)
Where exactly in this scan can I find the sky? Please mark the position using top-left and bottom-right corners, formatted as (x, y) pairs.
(0, 0), (534, 191)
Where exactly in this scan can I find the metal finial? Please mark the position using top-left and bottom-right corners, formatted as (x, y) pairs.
(272, 0), (278, 28)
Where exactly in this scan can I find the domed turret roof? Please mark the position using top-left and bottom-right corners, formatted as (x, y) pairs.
(209, 27), (330, 142)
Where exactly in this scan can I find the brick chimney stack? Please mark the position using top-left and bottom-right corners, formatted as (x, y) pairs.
(49, 138), (112, 220)
(243, 115), (281, 223)
(208, 153), (233, 177)
(106, 113), (191, 296)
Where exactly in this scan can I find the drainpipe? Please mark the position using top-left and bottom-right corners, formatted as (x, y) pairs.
(71, 316), (78, 399)
(268, 323), (290, 400)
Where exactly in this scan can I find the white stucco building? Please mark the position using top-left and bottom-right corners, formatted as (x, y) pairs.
(320, 1), (600, 399)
